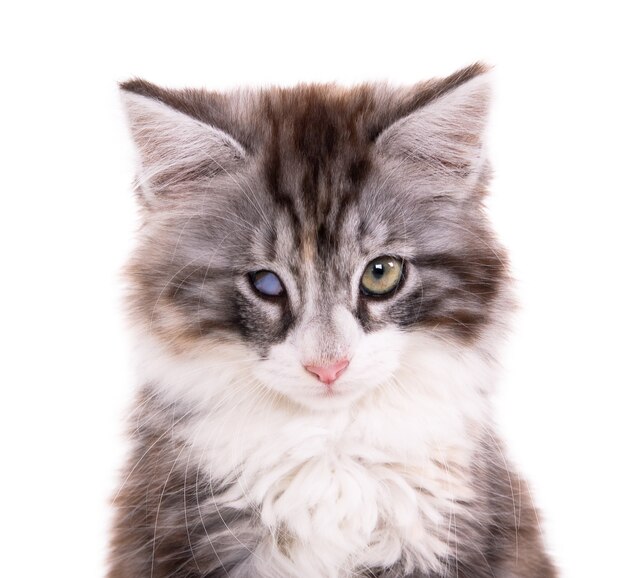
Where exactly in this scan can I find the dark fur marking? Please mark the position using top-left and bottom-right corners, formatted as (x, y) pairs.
(114, 66), (555, 577)
(108, 394), (259, 578)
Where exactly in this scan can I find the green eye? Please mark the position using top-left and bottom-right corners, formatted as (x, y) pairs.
(360, 256), (403, 296)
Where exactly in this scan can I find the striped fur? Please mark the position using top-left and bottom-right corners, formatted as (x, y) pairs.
(109, 64), (556, 577)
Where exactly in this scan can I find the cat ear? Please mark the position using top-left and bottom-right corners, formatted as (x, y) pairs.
(375, 66), (491, 183)
(120, 79), (246, 198)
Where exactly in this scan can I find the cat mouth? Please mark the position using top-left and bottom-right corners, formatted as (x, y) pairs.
(315, 381), (355, 400)
(311, 375), (349, 397)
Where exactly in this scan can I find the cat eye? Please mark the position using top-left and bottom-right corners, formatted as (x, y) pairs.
(249, 270), (285, 297)
(360, 256), (403, 296)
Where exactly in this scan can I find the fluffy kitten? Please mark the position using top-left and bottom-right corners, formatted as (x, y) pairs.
(109, 64), (556, 577)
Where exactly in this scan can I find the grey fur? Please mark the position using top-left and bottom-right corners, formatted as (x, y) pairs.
(109, 64), (557, 577)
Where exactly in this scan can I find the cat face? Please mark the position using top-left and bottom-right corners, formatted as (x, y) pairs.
(122, 64), (509, 410)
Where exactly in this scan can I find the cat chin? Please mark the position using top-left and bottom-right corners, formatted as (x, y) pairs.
(279, 384), (375, 412)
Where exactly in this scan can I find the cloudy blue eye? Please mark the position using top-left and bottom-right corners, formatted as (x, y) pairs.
(249, 270), (285, 297)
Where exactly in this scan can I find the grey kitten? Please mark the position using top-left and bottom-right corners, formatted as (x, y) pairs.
(109, 63), (557, 577)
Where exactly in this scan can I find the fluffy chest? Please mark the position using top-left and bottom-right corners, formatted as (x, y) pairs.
(182, 390), (479, 577)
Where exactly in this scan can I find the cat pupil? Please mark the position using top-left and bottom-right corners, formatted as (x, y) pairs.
(373, 264), (385, 278)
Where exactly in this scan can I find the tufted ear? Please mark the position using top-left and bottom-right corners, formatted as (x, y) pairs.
(375, 67), (491, 183)
(120, 80), (246, 198)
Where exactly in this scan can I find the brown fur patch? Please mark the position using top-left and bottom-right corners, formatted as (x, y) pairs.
(112, 66), (556, 577)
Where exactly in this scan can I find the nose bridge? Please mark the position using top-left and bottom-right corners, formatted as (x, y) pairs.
(297, 274), (353, 363)
(301, 303), (342, 361)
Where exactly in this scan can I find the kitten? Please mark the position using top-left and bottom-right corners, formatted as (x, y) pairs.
(109, 64), (557, 578)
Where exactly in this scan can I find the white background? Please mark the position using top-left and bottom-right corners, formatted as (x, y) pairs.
(2, 2), (624, 576)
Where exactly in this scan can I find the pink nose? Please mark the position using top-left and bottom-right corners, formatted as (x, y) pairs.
(304, 359), (350, 385)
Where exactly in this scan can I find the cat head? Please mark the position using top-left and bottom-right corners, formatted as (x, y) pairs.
(121, 64), (511, 411)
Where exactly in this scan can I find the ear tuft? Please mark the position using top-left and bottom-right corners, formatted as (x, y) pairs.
(376, 66), (492, 181)
(120, 81), (245, 197)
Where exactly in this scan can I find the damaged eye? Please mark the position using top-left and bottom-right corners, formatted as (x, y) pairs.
(249, 270), (285, 297)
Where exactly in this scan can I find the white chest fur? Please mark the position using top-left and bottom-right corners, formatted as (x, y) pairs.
(180, 385), (483, 578)
(138, 333), (495, 577)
